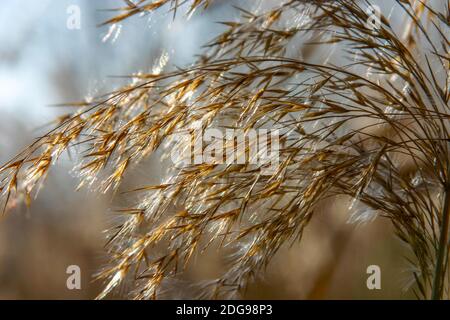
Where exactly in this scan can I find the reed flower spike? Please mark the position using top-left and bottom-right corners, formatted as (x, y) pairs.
(0, 0), (449, 299)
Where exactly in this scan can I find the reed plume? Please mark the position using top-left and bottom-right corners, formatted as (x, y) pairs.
(0, 0), (449, 299)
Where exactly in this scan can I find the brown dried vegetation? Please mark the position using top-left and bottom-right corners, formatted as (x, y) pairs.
(0, 0), (449, 299)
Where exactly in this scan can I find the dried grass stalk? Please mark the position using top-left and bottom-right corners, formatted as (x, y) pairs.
(0, 0), (449, 299)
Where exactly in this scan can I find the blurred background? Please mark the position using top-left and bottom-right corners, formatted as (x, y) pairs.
(0, 0), (414, 299)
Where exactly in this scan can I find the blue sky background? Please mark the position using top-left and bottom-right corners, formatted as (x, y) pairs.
(0, 0), (230, 123)
(0, 0), (237, 161)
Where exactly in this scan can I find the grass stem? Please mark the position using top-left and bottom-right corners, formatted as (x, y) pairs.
(431, 187), (450, 299)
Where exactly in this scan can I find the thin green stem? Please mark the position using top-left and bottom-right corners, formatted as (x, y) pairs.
(431, 187), (450, 299)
